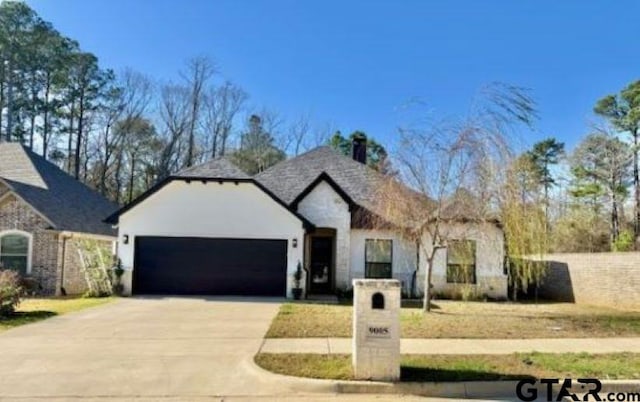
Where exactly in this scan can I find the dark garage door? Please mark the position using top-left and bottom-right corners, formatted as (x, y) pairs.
(133, 237), (287, 296)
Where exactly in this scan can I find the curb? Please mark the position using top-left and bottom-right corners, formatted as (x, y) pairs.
(335, 379), (640, 399)
(250, 359), (640, 400)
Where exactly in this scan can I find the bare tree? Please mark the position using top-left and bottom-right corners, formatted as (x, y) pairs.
(372, 84), (536, 312)
(201, 80), (247, 158)
(285, 113), (311, 156)
(93, 69), (154, 196)
(156, 83), (190, 179)
(180, 56), (215, 167)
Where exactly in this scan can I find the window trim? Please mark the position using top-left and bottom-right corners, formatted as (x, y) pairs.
(364, 238), (393, 279)
(446, 239), (476, 284)
(0, 230), (33, 275)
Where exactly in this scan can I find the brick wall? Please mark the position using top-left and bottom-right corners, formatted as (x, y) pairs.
(60, 236), (115, 296)
(533, 253), (640, 308)
(0, 192), (60, 294)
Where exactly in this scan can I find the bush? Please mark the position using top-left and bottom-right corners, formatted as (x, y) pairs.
(612, 230), (634, 252)
(335, 286), (354, 302)
(0, 270), (22, 317)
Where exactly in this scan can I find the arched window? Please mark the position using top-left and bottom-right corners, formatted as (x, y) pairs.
(0, 231), (32, 275)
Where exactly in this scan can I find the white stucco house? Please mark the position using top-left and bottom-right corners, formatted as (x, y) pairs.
(106, 139), (507, 299)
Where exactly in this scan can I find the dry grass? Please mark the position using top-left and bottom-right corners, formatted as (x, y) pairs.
(266, 300), (640, 338)
(0, 296), (115, 332)
(255, 352), (640, 381)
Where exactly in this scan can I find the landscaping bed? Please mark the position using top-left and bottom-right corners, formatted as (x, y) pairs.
(0, 297), (115, 332)
(255, 352), (640, 381)
(266, 301), (640, 338)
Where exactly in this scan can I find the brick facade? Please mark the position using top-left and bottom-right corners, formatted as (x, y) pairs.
(297, 181), (352, 289)
(0, 186), (114, 295)
(533, 253), (640, 308)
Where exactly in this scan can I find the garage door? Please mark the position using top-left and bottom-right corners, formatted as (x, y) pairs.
(133, 237), (287, 296)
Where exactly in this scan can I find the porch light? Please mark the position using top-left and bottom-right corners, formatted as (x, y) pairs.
(292, 238), (298, 248)
(123, 235), (129, 245)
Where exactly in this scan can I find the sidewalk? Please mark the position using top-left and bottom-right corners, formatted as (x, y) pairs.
(260, 337), (640, 354)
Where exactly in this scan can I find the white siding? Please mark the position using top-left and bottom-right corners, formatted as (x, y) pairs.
(297, 181), (351, 288)
(350, 229), (418, 295)
(117, 180), (305, 296)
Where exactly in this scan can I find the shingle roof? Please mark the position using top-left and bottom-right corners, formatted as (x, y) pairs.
(175, 157), (250, 179)
(255, 146), (393, 213)
(0, 143), (118, 236)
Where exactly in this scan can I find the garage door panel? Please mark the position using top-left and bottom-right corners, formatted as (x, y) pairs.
(133, 237), (287, 296)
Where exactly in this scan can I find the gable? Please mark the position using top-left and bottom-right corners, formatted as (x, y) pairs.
(118, 179), (310, 236)
(296, 180), (351, 228)
(0, 143), (117, 236)
(0, 192), (53, 231)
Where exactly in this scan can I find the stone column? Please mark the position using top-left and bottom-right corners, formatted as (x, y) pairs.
(352, 279), (401, 381)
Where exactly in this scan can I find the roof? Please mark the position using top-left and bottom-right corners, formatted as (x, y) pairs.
(0, 143), (118, 236)
(175, 157), (250, 179)
(255, 146), (390, 212)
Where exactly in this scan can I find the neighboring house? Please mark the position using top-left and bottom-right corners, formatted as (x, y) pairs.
(107, 139), (506, 299)
(0, 143), (118, 295)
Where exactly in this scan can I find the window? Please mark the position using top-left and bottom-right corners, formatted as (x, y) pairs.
(0, 232), (31, 275)
(365, 239), (392, 279)
(446, 240), (476, 284)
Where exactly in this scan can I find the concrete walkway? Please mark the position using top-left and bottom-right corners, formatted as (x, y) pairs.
(261, 337), (640, 354)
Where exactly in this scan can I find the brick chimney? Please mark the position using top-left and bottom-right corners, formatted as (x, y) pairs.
(352, 133), (367, 164)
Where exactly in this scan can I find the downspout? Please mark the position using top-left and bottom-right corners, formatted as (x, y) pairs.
(59, 234), (70, 296)
(303, 233), (310, 299)
(412, 238), (420, 299)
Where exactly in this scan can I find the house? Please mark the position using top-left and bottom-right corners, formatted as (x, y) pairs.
(0, 143), (117, 295)
(106, 138), (507, 299)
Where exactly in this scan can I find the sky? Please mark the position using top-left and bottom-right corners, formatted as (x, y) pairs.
(25, 0), (640, 152)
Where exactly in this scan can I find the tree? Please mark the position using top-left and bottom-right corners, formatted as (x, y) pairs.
(372, 83), (536, 311)
(201, 80), (247, 158)
(114, 116), (159, 203)
(503, 155), (549, 300)
(569, 132), (632, 244)
(525, 138), (565, 223)
(181, 56), (215, 167)
(230, 114), (286, 175)
(0, 1), (43, 141)
(62, 51), (111, 179)
(329, 131), (392, 174)
(156, 83), (190, 180)
(91, 69), (154, 196)
(594, 81), (640, 238)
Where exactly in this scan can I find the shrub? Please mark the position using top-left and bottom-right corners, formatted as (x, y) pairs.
(612, 230), (634, 252)
(110, 258), (125, 296)
(335, 286), (354, 302)
(0, 270), (22, 317)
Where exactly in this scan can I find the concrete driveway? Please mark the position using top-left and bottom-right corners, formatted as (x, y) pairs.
(0, 297), (514, 401)
(0, 297), (294, 400)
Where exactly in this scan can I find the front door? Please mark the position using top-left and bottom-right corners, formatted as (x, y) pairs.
(309, 236), (333, 294)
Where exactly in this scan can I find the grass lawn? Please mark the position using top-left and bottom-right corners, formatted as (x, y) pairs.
(255, 352), (640, 381)
(266, 300), (640, 338)
(0, 296), (115, 332)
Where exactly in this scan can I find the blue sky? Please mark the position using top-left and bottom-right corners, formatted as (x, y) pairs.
(27, 0), (640, 152)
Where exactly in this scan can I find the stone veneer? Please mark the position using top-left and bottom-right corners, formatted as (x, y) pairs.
(352, 279), (401, 381)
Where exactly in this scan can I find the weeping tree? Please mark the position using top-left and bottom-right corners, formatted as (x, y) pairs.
(372, 83), (537, 312)
(502, 154), (549, 300)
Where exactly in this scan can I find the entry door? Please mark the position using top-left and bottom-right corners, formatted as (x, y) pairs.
(309, 236), (333, 294)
